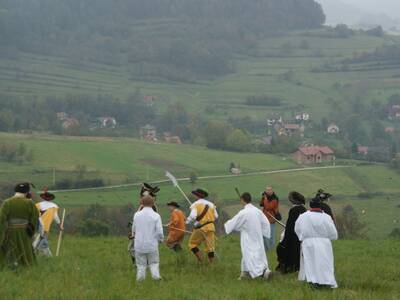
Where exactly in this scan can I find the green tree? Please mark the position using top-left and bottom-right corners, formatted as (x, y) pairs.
(204, 121), (232, 150)
(225, 129), (251, 152)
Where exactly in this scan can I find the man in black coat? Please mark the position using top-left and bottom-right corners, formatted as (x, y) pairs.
(276, 191), (307, 274)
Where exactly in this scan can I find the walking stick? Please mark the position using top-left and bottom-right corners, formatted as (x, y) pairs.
(235, 188), (286, 228)
(163, 224), (193, 235)
(56, 209), (66, 257)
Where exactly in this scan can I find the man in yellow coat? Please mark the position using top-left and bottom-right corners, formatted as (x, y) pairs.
(33, 189), (63, 257)
(186, 189), (218, 263)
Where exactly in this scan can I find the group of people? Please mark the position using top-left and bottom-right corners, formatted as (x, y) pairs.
(0, 183), (63, 269)
(130, 183), (338, 288)
(0, 181), (338, 289)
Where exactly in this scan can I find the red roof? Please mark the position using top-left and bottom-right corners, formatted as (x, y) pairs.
(298, 146), (334, 155)
(284, 124), (300, 130)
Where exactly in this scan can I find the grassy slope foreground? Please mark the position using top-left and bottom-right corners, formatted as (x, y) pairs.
(0, 236), (399, 300)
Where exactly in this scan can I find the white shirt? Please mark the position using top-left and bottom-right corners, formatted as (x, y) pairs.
(224, 203), (270, 278)
(132, 207), (164, 254)
(186, 199), (218, 226)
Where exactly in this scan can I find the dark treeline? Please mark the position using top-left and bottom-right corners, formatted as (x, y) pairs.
(0, 0), (325, 79)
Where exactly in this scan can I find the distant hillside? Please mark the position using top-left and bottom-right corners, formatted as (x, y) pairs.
(0, 0), (325, 80)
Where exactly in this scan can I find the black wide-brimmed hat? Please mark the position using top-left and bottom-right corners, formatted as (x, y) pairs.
(315, 189), (332, 202)
(288, 191), (305, 205)
(192, 188), (209, 198)
(40, 188), (55, 201)
(140, 182), (160, 197)
(167, 201), (180, 208)
(15, 182), (30, 194)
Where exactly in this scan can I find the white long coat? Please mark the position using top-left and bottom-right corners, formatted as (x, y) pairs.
(224, 203), (270, 278)
(295, 210), (338, 288)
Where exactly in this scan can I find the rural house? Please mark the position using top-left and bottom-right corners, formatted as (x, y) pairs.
(327, 123), (340, 134)
(294, 145), (335, 164)
(163, 132), (182, 144)
(277, 123), (305, 137)
(140, 125), (157, 142)
(61, 118), (79, 129)
(97, 117), (117, 129)
(143, 95), (155, 107)
(295, 112), (310, 122)
(385, 127), (395, 133)
(357, 146), (369, 156)
(388, 105), (400, 120)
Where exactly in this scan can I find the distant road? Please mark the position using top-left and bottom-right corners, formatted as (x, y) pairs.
(50, 165), (351, 193)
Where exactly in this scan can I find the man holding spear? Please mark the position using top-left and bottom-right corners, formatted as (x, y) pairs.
(165, 172), (218, 263)
(186, 188), (218, 263)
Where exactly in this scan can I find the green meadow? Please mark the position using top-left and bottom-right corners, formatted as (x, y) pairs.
(1, 133), (400, 239)
(0, 236), (398, 300)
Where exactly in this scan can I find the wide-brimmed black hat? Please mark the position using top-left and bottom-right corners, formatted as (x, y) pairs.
(288, 191), (305, 205)
(315, 189), (332, 202)
(15, 182), (30, 194)
(140, 182), (160, 197)
(192, 188), (209, 198)
(40, 188), (55, 201)
(167, 201), (180, 208)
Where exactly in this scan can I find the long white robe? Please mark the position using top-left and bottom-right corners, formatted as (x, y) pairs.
(224, 203), (270, 278)
(295, 210), (338, 288)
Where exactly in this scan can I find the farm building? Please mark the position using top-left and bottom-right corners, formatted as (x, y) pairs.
(388, 105), (400, 120)
(294, 145), (335, 164)
(140, 125), (157, 142)
(327, 123), (340, 134)
(295, 112), (310, 122)
(97, 117), (117, 129)
(163, 132), (182, 144)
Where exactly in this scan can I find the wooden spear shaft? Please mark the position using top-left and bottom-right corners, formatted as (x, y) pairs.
(56, 208), (66, 257)
(163, 224), (192, 234)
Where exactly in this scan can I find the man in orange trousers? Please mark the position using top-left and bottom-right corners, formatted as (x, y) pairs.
(165, 202), (186, 252)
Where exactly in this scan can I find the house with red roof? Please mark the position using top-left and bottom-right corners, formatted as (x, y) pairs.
(294, 145), (335, 164)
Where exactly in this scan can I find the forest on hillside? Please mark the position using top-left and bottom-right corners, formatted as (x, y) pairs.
(0, 0), (325, 79)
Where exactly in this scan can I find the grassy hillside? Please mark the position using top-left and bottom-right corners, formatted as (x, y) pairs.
(1, 133), (400, 239)
(1, 30), (400, 121)
(0, 236), (399, 299)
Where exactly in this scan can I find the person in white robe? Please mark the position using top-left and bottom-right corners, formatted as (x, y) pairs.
(295, 196), (338, 288)
(224, 192), (272, 280)
(131, 196), (164, 281)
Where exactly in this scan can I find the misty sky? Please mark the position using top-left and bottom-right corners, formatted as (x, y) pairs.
(341, 0), (400, 18)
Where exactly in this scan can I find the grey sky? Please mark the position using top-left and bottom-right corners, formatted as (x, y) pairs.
(336, 0), (400, 18)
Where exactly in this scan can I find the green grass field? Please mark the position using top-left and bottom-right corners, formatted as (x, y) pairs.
(1, 133), (400, 239)
(1, 30), (400, 121)
(0, 236), (399, 300)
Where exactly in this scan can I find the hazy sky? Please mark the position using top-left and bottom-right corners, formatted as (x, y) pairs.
(341, 0), (400, 18)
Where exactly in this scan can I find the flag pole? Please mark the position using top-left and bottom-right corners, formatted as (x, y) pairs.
(56, 208), (66, 257)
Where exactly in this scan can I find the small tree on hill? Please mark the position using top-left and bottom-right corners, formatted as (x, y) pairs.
(335, 205), (367, 239)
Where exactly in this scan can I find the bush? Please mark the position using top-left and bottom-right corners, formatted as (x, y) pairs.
(335, 205), (367, 239)
(389, 228), (400, 239)
(76, 219), (110, 237)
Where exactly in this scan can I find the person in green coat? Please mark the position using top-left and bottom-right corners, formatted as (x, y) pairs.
(0, 182), (39, 269)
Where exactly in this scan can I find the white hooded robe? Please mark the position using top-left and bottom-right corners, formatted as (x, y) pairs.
(295, 210), (338, 288)
(224, 203), (270, 278)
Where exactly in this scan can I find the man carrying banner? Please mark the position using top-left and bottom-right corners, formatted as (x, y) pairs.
(186, 188), (218, 263)
(0, 183), (39, 269)
(165, 201), (186, 252)
(33, 189), (63, 257)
